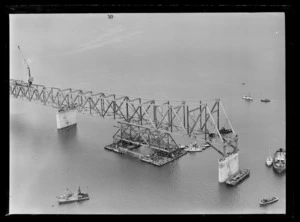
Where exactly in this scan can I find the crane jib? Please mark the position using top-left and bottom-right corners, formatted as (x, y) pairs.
(18, 45), (33, 81)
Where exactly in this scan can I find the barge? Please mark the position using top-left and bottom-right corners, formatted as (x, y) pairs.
(105, 142), (187, 167)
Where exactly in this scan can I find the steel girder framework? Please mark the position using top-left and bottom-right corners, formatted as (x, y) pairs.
(113, 121), (179, 153)
(10, 79), (238, 156)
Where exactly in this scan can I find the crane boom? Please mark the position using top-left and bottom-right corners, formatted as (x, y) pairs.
(17, 45), (33, 85)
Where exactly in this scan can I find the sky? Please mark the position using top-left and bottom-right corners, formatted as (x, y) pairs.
(9, 13), (285, 100)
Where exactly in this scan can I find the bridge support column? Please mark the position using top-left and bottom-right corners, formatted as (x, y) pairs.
(56, 108), (77, 130)
(218, 152), (239, 183)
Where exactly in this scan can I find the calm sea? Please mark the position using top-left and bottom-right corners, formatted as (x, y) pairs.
(9, 13), (285, 214)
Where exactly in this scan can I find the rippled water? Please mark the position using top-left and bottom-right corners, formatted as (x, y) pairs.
(9, 13), (285, 214)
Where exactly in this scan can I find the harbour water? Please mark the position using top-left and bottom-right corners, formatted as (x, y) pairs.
(9, 13), (285, 214)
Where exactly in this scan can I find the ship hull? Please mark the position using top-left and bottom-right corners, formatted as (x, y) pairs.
(273, 149), (286, 173)
(58, 197), (89, 204)
(259, 198), (278, 206)
(273, 165), (286, 173)
(226, 169), (250, 186)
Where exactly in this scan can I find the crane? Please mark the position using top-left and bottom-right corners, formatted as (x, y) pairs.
(17, 45), (33, 86)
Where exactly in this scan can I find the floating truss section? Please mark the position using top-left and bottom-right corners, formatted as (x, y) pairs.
(113, 121), (180, 153)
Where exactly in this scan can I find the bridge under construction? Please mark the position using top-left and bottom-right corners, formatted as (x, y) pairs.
(10, 79), (239, 182)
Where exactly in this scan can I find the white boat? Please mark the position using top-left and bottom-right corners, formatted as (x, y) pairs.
(184, 142), (210, 152)
(260, 197), (278, 206)
(242, 92), (253, 101)
(266, 156), (273, 167)
(185, 146), (202, 152)
(179, 144), (187, 149)
(242, 95), (253, 101)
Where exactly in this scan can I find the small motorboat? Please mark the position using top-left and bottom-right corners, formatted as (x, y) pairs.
(200, 143), (210, 148)
(242, 96), (253, 101)
(266, 156), (273, 167)
(179, 144), (187, 149)
(185, 142), (201, 152)
(259, 197), (278, 206)
(242, 92), (253, 101)
(219, 127), (233, 134)
(185, 142), (209, 152)
(261, 99), (271, 102)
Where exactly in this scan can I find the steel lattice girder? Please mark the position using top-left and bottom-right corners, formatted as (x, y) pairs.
(112, 121), (180, 153)
(10, 79), (238, 156)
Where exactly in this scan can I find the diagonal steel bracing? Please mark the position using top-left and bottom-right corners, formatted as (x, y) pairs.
(10, 79), (238, 157)
(113, 121), (179, 153)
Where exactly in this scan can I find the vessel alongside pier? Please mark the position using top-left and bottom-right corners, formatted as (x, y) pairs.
(105, 141), (187, 167)
(226, 169), (250, 186)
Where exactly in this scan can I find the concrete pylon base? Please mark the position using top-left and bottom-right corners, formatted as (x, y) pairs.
(218, 152), (239, 183)
(56, 109), (77, 130)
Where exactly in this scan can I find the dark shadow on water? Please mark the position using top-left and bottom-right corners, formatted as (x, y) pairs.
(57, 200), (89, 208)
(57, 125), (78, 146)
(272, 167), (286, 177)
(217, 181), (241, 206)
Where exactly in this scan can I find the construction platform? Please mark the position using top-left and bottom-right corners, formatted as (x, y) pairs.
(104, 142), (187, 167)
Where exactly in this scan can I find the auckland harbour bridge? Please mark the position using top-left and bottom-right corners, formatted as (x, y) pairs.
(9, 79), (238, 158)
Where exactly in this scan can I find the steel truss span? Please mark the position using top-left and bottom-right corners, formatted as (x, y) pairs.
(10, 79), (238, 156)
(113, 121), (180, 153)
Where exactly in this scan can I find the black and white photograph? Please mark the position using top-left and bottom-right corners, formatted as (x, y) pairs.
(9, 8), (290, 215)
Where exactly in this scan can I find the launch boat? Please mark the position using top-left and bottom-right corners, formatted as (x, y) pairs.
(259, 197), (278, 206)
(261, 99), (271, 103)
(184, 142), (210, 152)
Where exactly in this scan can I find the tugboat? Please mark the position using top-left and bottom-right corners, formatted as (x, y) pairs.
(259, 197), (278, 206)
(226, 169), (250, 186)
(57, 187), (89, 204)
(273, 148), (286, 173)
(261, 98), (271, 103)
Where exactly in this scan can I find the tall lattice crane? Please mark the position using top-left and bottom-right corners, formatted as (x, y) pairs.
(17, 45), (33, 86)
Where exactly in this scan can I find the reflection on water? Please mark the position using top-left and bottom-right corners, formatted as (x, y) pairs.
(272, 168), (286, 177)
(217, 183), (241, 210)
(57, 125), (78, 146)
(10, 96), (286, 214)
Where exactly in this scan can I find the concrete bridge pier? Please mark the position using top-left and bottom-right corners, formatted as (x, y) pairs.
(56, 108), (77, 130)
(218, 152), (239, 183)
